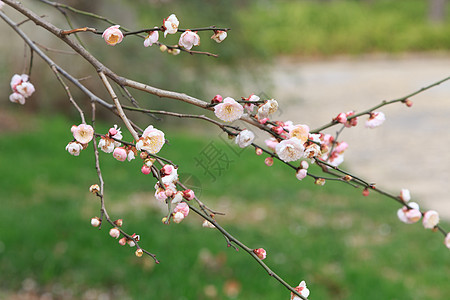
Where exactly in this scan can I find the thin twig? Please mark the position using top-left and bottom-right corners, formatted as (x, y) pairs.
(51, 65), (86, 124)
(98, 72), (139, 141)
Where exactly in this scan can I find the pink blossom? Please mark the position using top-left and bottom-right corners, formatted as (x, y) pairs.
(144, 29), (159, 47)
(257, 99), (278, 119)
(259, 118), (269, 124)
(202, 220), (215, 228)
(163, 14), (179, 37)
(235, 130), (255, 148)
(161, 164), (175, 176)
(289, 124), (310, 143)
(296, 169), (307, 180)
(300, 160), (309, 169)
(9, 93), (26, 105)
(174, 202), (190, 217)
(265, 157), (274, 166)
(272, 126), (284, 135)
(244, 94), (260, 113)
(10, 74), (28, 91)
(253, 248), (266, 260)
(136, 125), (165, 154)
(141, 164), (151, 175)
(102, 25), (123, 46)
(109, 227), (120, 239)
(16, 81), (35, 98)
(304, 144), (321, 159)
(422, 210), (439, 229)
(211, 30), (227, 43)
(365, 111), (386, 128)
(362, 188), (370, 196)
(109, 124), (122, 141)
(309, 133), (321, 143)
(171, 191), (184, 204)
(400, 189), (411, 202)
(444, 233), (450, 249)
(214, 97), (244, 122)
(255, 148), (263, 156)
(155, 188), (168, 202)
(66, 141), (83, 156)
(334, 112), (347, 124)
(98, 137), (115, 153)
(276, 137), (305, 162)
(123, 150), (133, 162)
(162, 167), (178, 185)
(345, 111), (358, 128)
(118, 237), (127, 246)
(265, 138), (279, 151)
(291, 281), (310, 300)
(183, 189), (195, 201)
(397, 202), (421, 224)
(91, 217), (101, 227)
(113, 147), (127, 161)
(10, 74), (35, 99)
(165, 188), (174, 198)
(72, 124), (94, 144)
(172, 211), (185, 223)
(211, 94), (223, 104)
(179, 30), (200, 50)
(334, 141), (348, 154)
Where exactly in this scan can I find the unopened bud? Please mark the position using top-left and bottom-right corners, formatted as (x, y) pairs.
(315, 178), (326, 186)
(91, 217), (101, 227)
(109, 227), (120, 239)
(343, 175), (352, 182)
(253, 248), (267, 260)
(118, 237), (127, 246)
(160, 45), (167, 52)
(403, 99), (413, 107)
(114, 219), (123, 227)
(135, 248), (143, 257)
(140, 152), (148, 160)
(211, 94), (223, 104)
(162, 217), (168, 224)
(145, 158), (156, 167)
(89, 184), (100, 194)
(141, 164), (151, 175)
(265, 157), (274, 166)
(362, 188), (370, 196)
(255, 148), (263, 156)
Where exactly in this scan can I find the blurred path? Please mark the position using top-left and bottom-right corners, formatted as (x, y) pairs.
(270, 54), (450, 219)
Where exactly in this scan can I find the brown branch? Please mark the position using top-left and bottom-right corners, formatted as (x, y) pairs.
(98, 72), (139, 141)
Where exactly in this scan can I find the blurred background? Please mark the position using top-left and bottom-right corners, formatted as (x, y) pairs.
(1, 0), (450, 299)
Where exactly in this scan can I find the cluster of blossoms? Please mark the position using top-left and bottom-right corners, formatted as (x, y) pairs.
(396, 189), (443, 232)
(9, 74), (35, 105)
(102, 14), (226, 52)
(212, 93), (278, 123)
(65, 124), (94, 156)
(153, 164), (195, 224)
(334, 110), (386, 129)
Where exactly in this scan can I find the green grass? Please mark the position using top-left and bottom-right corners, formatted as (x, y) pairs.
(0, 113), (449, 299)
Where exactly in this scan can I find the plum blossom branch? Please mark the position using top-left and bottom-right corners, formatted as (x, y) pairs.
(91, 103), (159, 263)
(312, 75), (450, 133)
(187, 204), (308, 300)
